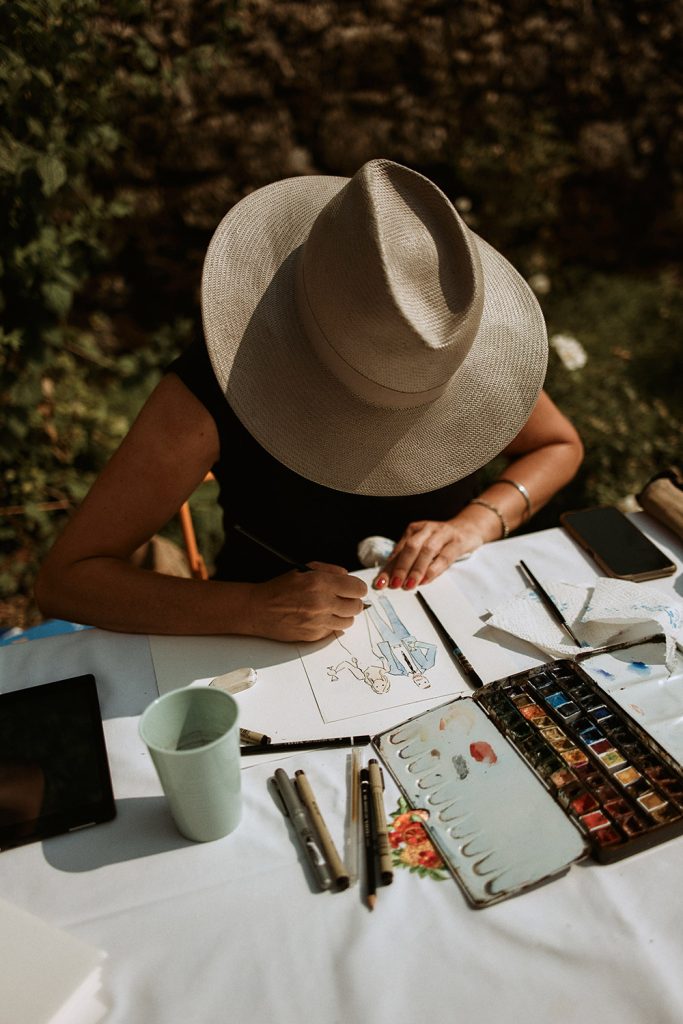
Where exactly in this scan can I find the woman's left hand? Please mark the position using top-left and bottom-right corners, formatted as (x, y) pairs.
(373, 518), (484, 591)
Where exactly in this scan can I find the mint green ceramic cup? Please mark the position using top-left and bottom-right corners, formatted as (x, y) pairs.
(139, 687), (242, 842)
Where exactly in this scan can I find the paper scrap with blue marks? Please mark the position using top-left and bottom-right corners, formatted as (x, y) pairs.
(486, 577), (683, 673)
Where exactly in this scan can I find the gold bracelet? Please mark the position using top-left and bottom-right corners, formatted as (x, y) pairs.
(470, 499), (509, 539)
(497, 478), (532, 519)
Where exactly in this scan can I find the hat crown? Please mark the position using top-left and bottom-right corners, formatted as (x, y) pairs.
(201, 156), (548, 495)
(297, 159), (484, 407)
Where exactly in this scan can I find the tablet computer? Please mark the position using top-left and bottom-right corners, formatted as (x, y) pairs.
(0, 674), (116, 851)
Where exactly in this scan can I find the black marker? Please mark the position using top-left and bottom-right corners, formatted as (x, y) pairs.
(360, 767), (377, 910)
(240, 735), (372, 756)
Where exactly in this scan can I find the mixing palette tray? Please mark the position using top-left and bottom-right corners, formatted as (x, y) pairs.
(373, 638), (683, 906)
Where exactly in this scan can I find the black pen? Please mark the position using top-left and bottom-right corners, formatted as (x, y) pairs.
(239, 728), (272, 746)
(240, 735), (372, 756)
(368, 759), (393, 885)
(360, 766), (377, 910)
(519, 560), (582, 646)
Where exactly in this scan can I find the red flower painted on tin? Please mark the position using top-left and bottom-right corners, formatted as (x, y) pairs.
(387, 800), (446, 880)
(417, 846), (442, 869)
(388, 810), (430, 847)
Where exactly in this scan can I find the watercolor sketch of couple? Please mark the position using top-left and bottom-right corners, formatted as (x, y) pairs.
(299, 584), (459, 723)
(327, 595), (436, 694)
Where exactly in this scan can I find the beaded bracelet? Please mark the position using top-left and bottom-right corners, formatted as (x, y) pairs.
(497, 478), (532, 520)
(470, 498), (509, 539)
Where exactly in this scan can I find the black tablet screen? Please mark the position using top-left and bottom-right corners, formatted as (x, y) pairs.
(0, 674), (115, 850)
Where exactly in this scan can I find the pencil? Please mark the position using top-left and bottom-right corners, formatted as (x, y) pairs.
(360, 766), (377, 910)
(344, 747), (361, 886)
(519, 560), (582, 646)
(295, 770), (350, 891)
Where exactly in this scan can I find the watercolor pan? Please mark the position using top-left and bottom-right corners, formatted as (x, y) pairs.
(373, 636), (683, 908)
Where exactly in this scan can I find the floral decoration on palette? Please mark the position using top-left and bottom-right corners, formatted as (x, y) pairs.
(388, 797), (448, 881)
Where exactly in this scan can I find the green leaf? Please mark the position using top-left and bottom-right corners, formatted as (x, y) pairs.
(26, 118), (46, 140)
(32, 67), (54, 88)
(36, 154), (67, 196)
(0, 133), (23, 175)
(41, 280), (73, 316)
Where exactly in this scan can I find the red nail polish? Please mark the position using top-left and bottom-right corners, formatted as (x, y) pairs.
(374, 576), (387, 589)
(390, 576), (402, 589)
(404, 577), (416, 590)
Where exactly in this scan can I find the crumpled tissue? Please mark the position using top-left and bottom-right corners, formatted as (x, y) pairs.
(486, 576), (683, 672)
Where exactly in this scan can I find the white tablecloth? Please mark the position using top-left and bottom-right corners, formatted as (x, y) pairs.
(1, 515), (682, 1024)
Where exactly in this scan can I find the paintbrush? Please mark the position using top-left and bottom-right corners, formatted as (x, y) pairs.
(416, 591), (484, 689)
(234, 523), (311, 572)
(234, 523), (371, 608)
(518, 560), (582, 646)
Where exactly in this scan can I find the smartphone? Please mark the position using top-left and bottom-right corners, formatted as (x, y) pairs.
(560, 506), (677, 582)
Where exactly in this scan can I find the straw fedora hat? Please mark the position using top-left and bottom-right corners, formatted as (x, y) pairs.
(201, 158), (547, 496)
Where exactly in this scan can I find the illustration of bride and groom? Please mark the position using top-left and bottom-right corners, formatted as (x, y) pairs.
(326, 594), (437, 695)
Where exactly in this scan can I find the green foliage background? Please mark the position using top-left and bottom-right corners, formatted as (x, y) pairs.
(1, 0), (230, 614)
(1, 0), (681, 626)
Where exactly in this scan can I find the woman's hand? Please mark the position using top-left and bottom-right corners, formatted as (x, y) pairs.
(372, 390), (584, 593)
(373, 519), (484, 591)
(245, 563), (369, 642)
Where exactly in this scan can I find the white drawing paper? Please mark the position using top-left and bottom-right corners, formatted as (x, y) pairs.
(298, 584), (462, 724)
(0, 896), (107, 1024)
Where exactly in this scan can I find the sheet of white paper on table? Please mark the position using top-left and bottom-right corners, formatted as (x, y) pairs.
(149, 631), (299, 695)
(486, 575), (683, 671)
(297, 583), (461, 723)
(0, 628), (157, 718)
(578, 638), (683, 762)
(0, 896), (107, 1024)
(417, 571), (518, 682)
(148, 570), (504, 751)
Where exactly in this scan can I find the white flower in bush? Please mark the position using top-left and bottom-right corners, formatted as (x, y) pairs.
(550, 333), (587, 371)
(528, 272), (551, 295)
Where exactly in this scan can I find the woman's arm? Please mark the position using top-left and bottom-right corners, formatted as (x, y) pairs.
(35, 374), (367, 641)
(374, 390), (584, 589)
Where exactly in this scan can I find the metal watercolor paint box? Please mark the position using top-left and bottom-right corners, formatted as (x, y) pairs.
(373, 637), (683, 908)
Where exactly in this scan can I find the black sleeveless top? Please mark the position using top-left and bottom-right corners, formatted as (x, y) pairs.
(167, 341), (479, 582)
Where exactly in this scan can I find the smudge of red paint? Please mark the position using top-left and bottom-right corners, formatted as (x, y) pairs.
(469, 741), (497, 764)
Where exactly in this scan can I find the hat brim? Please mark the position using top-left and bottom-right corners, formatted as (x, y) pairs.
(201, 174), (548, 497)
